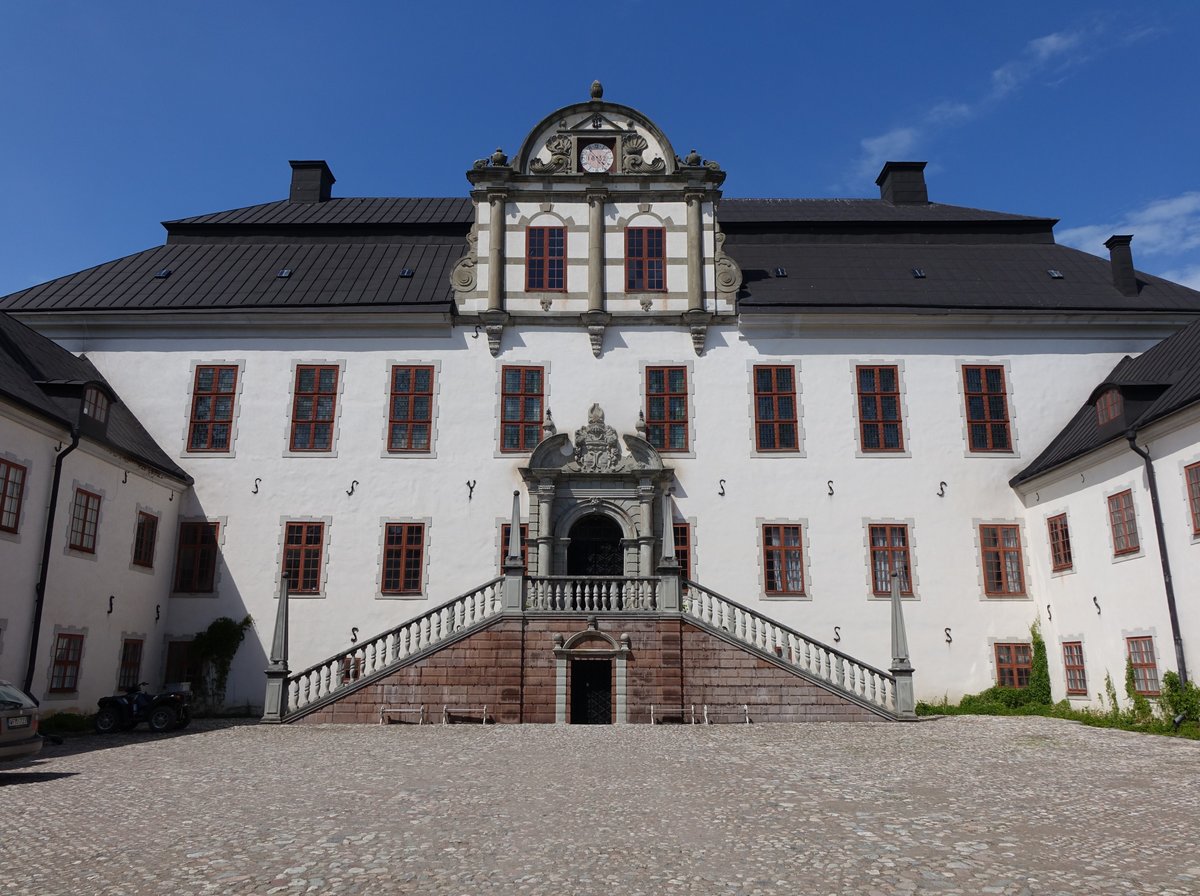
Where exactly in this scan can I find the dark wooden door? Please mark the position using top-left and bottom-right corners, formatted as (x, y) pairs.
(570, 659), (612, 724)
(567, 514), (623, 576)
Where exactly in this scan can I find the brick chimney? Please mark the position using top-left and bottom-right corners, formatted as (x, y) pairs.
(875, 161), (928, 204)
(289, 160), (335, 203)
(1104, 234), (1139, 297)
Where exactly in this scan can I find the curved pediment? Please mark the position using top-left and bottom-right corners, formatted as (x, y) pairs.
(526, 404), (665, 473)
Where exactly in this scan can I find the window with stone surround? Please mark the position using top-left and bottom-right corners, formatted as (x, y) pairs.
(188, 365), (238, 452)
(1126, 636), (1159, 695)
(289, 365), (338, 452)
(1062, 641), (1087, 696)
(1107, 489), (1139, 556)
(388, 365), (434, 453)
(980, 524), (1025, 596)
(869, 524), (912, 595)
(994, 642), (1032, 688)
(1047, 514), (1072, 572)
(500, 523), (529, 573)
(382, 522), (425, 595)
(282, 521), (325, 594)
(0, 459), (25, 533)
(49, 633), (84, 692)
(174, 522), (219, 593)
(1185, 462), (1200, 535)
(500, 366), (544, 452)
(645, 366), (688, 452)
(118, 638), (144, 690)
(625, 227), (665, 292)
(132, 511), (158, 568)
(752, 365), (798, 452)
(963, 365), (1012, 452)
(526, 226), (565, 292)
(856, 365), (904, 452)
(69, 488), (101, 553)
(762, 524), (804, 595)
(674, 521), (692, 581)
(164, 640), (195, 685)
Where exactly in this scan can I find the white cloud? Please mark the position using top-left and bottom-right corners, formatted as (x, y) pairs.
(1160, 265), (1200, 291)
(990, 29), (1087, 99)
(1058, 192), (1200, 257)
(855, 127), (921, 180)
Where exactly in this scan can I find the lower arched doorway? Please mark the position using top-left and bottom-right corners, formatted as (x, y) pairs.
(566, 514), (623, 576)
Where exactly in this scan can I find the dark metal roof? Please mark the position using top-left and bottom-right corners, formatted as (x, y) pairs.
(729, 242), (1200, 314)
(1012, 318), (1200, 485)
(0, 242), (459, 313)
(0, 313), (191, 482)
(719, 198), (1051, 225)
(166, 197), (474, 228)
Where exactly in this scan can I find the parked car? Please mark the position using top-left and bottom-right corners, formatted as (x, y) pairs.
(0, 680), (42, 764)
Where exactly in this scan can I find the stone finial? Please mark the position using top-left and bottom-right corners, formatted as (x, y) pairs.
(590, 80), (603, 100)
(542, 408), (557, 439)
(684, 149), (702, 166)
(490, 147), (508, 167)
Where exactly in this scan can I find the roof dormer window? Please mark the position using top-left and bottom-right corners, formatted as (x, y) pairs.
(1096, 388), (1122, 426)
(82, 386), (110, 423)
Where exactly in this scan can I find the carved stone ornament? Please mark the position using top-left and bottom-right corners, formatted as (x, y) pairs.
(574, 404), (622, 473)
(479, 309), (508, 357)
(713, 226), (743, 296)
(530, 134), (573, 175)
(449, 222), (478, 293)
(682, 309), (711, 357)
(581, 310), (610, 358)
(621, 133), (665, 174)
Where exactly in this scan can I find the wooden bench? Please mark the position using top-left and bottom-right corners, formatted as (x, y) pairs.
(378, 705), (426, 725)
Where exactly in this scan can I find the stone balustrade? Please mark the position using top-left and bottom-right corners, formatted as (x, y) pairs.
(525, 576), (659, 612)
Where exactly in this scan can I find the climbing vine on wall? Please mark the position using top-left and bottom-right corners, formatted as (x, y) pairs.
(190, 615), (253, 712)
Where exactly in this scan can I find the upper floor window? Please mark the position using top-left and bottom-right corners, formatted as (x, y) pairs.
(500, 523), (530, 573)
(980, 524), (1024, 596)
(526, 226), (565, 292)
(1126, 636), (1159, 696)
(69, 488), (101, 553)
(290, 365), (338, 452)
(1096, 388), (1123, 425)
(1184, 462), (1200, 535)
(963, 365), (1011, 452)
(645, 366), (688, 452)
(763, 524), (804, 595)
(869, 524), (912, 596)
(49, 633), (84, 692)
(994, 642), (1031, 688)
(132, 511), (158, 568)
(752, 366), (798, 452)
(382, 522), (425, 595)
(282, 521), (325, 594)
(500, 366), (544, 452)
(625, 227), (665, 292)
(1047, 513), (1072, 572)
(82, 386), (109, 423)
(0, 459), (26, 533)
(118, 638), (144, 691)
(1062, 641), (1087, 696)
(174, 522), (219, 593)
(388, 365), (434, 453)
(1107, 489), (1139, 556)
(856, 365), (904, 452)
(188, 365), (237, 452)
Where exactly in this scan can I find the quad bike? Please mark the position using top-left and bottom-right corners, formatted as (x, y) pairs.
(94, 682), (192, 734)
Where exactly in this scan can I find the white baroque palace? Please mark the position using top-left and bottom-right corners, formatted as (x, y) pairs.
(2, 83), (1198, 715)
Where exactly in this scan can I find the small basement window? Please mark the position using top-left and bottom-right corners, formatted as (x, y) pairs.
(1096, 388), (1122, 425)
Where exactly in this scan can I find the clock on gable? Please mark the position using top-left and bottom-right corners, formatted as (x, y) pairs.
(579, 139), (615, 174)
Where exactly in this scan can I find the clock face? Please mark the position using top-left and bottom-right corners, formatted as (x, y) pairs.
(580, 142), (614, 174)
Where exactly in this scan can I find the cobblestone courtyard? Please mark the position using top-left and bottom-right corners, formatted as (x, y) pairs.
(2, 716), (1197, 895)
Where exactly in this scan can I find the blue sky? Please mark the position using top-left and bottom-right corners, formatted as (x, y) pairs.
(2, 2), (1198, 297)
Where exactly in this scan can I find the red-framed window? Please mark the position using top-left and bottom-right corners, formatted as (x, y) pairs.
(187, 365), (237, 452)
(526, 226), (566, 292)
(82, 386), (109, 423)
(980, 524), (1025, 596)
(289, 365), (338, 451)
(625, 227), (665, 292)
(645, 366), (688, 452)
(382, 523), (425, 595)
(1107, 489), (1140, 556)
(1126, 637), (1159, 695)
(763, 524), (804, 595)
(963, 365), (1012, 452)
(674, 521), (692, 581)
(174, 522), (219, 593)
(69, 488), (101, 553)
(1062, 641), (1087, 696)
(49, 633), (84, 692)
(869, 524), (912, 595)
(1047, 513), (1072, 572)
(164, 640), (195, 685)
(282, 522), (325, 594)
(388, 365), (434, 453)
(500, 366), (544, 452)
(857, 365), (904, 451)
(994, 642), (1032, 688)
(752, 365), (798, 452)
(0, 459), (26, 533)
(1096, 388), (1123, 425)
(118, 639), (144, 690)
(500, 523), (530, 573)
(1187, 462), (1200, 536)
(132, 511), (158, 568)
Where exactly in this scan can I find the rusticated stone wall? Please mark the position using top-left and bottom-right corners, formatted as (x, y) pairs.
(295, 614), (886, 724)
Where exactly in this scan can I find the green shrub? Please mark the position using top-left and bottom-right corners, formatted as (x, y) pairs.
(1027, 620), (1052, 706)
(1159, 671), (1200, 722)
(1125, 659), (1154, 722)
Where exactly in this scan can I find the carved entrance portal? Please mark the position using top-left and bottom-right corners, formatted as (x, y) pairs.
(522, 404), (674, 577)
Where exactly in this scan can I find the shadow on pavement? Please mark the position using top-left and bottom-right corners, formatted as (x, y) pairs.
(0, 770), (79, 785)
(40, 718), (260, 759)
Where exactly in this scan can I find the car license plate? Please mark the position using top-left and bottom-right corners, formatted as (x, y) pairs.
(7, 715), (30, 729)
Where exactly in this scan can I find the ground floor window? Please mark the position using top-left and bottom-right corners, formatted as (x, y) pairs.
(1062, 641), (1086, 696)
(994, 642), (1031, 688)
(164, 640), (194, 686)
(50, 633), (84, 692)
(763, 524), (804, 595)
(282, 521), (325, 594)
(118, 639), (144, 690)
(382, 522), (425, 594)
(1126, 637), (1159, 696)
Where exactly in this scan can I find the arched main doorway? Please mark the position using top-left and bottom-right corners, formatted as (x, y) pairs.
(567, 514), (624, 576)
